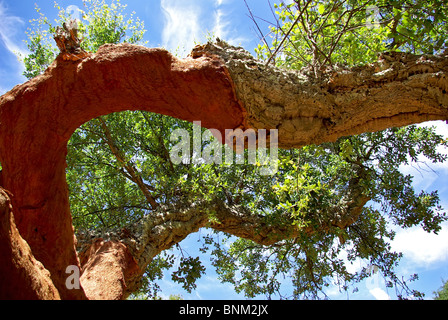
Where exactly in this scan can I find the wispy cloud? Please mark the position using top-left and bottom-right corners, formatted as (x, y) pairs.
(213, 8), (228, 39)
(391, 222), (448, 267)
(212, 0), (248, 47)
(0, 1), (28, 90)
(160, 0), (246, 57)
(160, 0), (202, 57)
(0, 2), (28, 58)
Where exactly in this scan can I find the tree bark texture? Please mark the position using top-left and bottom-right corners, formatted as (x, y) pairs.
(0, 188), (60, 299)
(0, 41), (447, 299)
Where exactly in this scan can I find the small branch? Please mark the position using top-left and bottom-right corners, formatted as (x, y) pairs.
(98, 117), (158, 210)
(140, 112), (176, 173)
(244, 0), (273, 58)
(265, 0), (311, 66)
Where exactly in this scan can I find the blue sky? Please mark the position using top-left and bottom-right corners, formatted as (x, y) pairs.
(0, 0), (447, 300)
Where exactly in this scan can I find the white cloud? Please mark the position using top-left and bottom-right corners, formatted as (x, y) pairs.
(0, 2), (28, 58)
(395, 121), (448, 268)
(213, 8), (228, 39)
(421, 120), (448, 140)
(391, 222), (448, 267)
(0, 1), (28, 89)
(369, 287), (391, 300)
(398, 120), (448, 192)
(160, 0), (203, 57)
(160, 0), (245, 57)
(215, 0), (233, 7)
(212, 4), (247, 47)
(419, 121), (448, 161)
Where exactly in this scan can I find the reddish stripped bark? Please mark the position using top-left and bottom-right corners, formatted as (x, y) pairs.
(79, 239), (140, 300)
(0, 44), (241, 299)
(0, 188), (61, 299)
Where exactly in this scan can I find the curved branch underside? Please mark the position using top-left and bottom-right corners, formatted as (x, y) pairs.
(0, 41), (447, 299)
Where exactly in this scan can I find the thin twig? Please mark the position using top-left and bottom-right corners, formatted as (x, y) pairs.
(244, 0), (273, 58)
(266, 0), (311, 66)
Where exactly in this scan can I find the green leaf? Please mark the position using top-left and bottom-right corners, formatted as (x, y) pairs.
(318, 4), (325, 15)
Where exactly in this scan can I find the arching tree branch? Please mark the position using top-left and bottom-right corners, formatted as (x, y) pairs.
(194, 40), (448, 148)
(0, 40), (447, 298)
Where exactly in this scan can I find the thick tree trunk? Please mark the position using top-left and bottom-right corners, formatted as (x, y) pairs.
(78, 239), (140, 300)
(0, 41), (447, 299)
(0, 43), (241, 299)
(0, 188), (60, 299)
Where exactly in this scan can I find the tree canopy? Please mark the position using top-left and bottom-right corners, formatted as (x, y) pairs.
(13, 0), (448, 299)
(434, 279), (448, 300)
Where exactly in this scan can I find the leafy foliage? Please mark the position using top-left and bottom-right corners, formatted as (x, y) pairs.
(171, 256), (206, 293)
(21, 0), (448, 300)
(22, 0), (146, 78)
(433, 279), (448, 300)
(203, 125), (447, 299)
(255, 0), (448, 73)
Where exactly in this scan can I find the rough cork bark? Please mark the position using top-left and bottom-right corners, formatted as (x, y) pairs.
(195, 40), (448, 148)
(0, 40), (447, 299)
